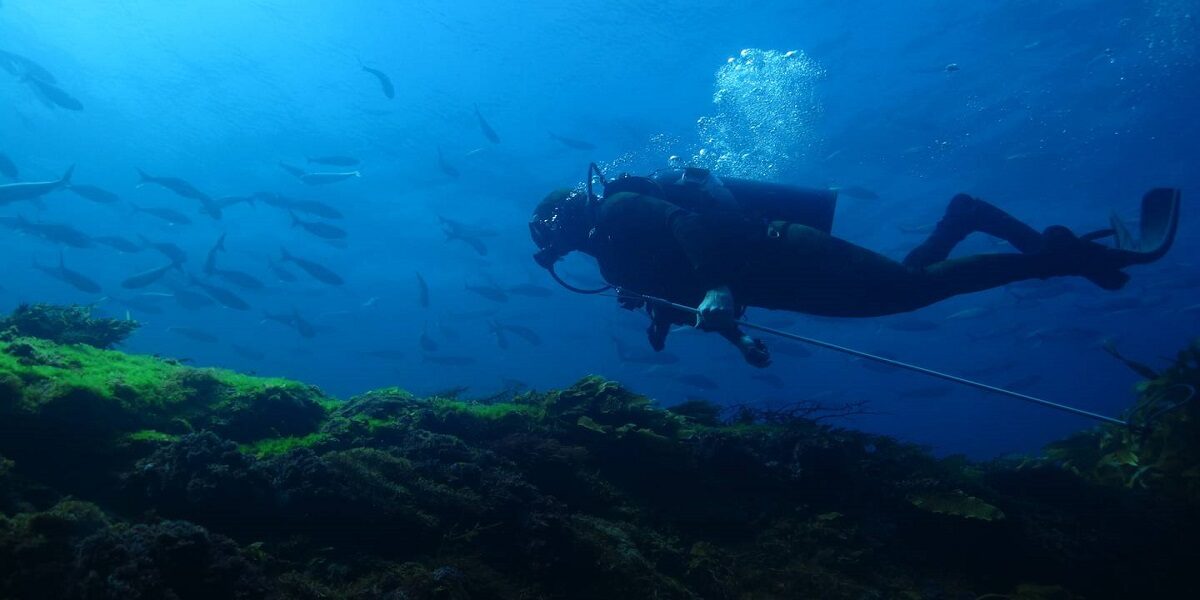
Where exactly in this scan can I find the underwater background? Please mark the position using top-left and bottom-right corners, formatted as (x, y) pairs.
(3, 1), (1200, 598)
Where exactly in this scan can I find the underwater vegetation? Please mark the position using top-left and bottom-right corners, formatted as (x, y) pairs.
(0, 306), (1196, 598)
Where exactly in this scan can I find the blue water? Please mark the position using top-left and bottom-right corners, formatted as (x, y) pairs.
(2, 0), (1196, 458)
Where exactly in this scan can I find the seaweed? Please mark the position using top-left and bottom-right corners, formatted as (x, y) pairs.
(0, 304), (138, 349)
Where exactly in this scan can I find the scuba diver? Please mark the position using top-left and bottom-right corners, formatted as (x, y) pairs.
(530, 166), (1181, 367)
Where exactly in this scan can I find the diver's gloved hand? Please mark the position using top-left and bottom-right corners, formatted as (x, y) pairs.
(719, 329), (771, 368)
(696, 286), (736, 331)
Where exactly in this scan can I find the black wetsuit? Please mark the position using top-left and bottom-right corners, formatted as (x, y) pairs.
(583, 190), (1109, 329)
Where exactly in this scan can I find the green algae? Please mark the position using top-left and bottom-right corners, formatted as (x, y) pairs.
(241, 432), (331, 457)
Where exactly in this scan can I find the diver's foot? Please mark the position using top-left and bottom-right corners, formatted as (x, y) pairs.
(735, 335), (772, 368)
(1040, 226), (1130, 290)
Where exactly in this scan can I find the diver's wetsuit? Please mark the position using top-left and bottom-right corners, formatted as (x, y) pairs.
(585, 191), (1104, 326)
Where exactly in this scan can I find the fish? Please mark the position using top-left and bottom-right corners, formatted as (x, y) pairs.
(231, 345), (266, 360)
(279, 162), (307, 179)
(499, 323), (542, 346)
(436, 148), (459, 178)
(422, 354), (477, 366)
(416, 272), (430, 307)
(419, 330), (439, 352)
(0, 152), (17, 179)
(679, 374), (720, 390)
(34, 252), (102, 293)
(214, 195), (255, 210)
(0, 49), (57, 83)
(121, 262), (181, 289)
(93, 235), (143, 254)
(162, 281), (215, 310)
(167, 326), (219, 343)
(548, 132), (596, 151)
(68, 184), (120, 204)
(23, 76), (83, 110)
(290, 212), (347, 239)
(188, 275), (251, 310)
(474, 104), (500, 144)
(301, 171), (360, 186)
(489, 321), (510, 349)
(361, 64), (395, 99)
(132, 204), (193, 225)
(280, 247), (344, 285)
(0, 165), (73, 204)
(210, 268), (265, 291)
(465, 284), (508, 303)
(138, 235), (188, 265)
(135, 169), (211, 202)
(264, 309), (316, 338)
(2, 215), (93, 248)
(256, 192), (344, 219)
(613, 337), (679, 365)
(507, 283), (553, 298)
(834, 185), (879, 200)
(268, 259), (297, 283)
(1101, 340), (1159, 380)
(439, 216), (488, 255)
(203, 233), (226, 274)
(308, 155), (360, 167)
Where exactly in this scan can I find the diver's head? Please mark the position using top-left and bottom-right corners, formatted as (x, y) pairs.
(530, 188), (592, 268)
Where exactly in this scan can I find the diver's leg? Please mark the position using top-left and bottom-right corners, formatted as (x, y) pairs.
(903, 194), (1044, 269)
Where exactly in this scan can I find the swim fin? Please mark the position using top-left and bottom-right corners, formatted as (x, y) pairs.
(1072, 188), (1181, 289)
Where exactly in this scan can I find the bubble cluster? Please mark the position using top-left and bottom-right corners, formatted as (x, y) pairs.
(691, 48), (826, 181)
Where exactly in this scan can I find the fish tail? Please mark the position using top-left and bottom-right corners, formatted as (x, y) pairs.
(59, 165), (74, 186)
(289, 211), (300, 227)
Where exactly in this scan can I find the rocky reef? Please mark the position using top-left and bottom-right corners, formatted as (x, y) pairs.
(0, 309), (1197, 599)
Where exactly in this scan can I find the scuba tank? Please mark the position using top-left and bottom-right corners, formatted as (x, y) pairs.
(602, 166), (838, 233)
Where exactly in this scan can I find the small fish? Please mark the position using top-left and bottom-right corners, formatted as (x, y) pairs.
(35, 252), (102, 293)
(360, 64), (395, 99)
(835, 185), (879, 200)
(1101, 340), (1159, 380)
(290, 211), (347, 239)
(439, 216), (488, 255)
(264, 309), (316, 338)
(0, 165), (72, 204)
(548, 132), (596, 151)
(203, 233), (226, 274)
(301, 171), (360, 186)
(498, 323), (541, 346)
(422, 354), (477, 366)
(465, 284), (508, 303)
(23, 76), (83, 110)
(308, 155), (360, 167)
(162, 283), (215, 310)
(167, 326), (218, 343)
(94, 235), (143, 254)
(0, 152), (17, 179)
(136, 169), (211, 202)
(3, 215), (93, 248)
(436, 148), (459, 178)
(138, 235), (188, 264)
(678, 374), (720, 390)
(268, 260), (297, 283)
(133, 204), (193, 225)
(507, 283), (553, 298)
(68, 184), (120, 204)
(416, 272), (430, 307)
(256, 192), (344, 219)
(121, 262), (181, 289)
(474, 104), (500, 144)
(280, 247), (344, 285)
(188, 274), (251, 310)
(944, 63), (960, 73)
(214, 195), (255, 210)
(279, 162), (307, 179)
(419, 330), (439, 352)
(489, 321), (510, 349)
(0, 49), (57, 83)
(210, 268), (265, 291)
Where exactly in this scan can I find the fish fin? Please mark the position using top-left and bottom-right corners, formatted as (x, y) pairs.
(135, 168), (151, 183)
(60, 165), (74, 186)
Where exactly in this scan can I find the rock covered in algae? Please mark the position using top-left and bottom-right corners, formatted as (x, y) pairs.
(0, 304), (138, 349)
(0, 328), (1198, 598)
